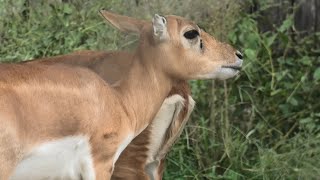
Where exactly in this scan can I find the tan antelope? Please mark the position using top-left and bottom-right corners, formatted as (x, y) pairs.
(0, 10), (243, 180)
(19, 50), (194, 180)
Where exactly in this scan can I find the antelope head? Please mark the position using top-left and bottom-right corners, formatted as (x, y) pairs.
(100, 10), (243, 81)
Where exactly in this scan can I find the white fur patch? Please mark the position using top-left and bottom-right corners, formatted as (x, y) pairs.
(205, 67), (240, 80)
(188, 96), (196, 112)
(145, 95), (195, 179)
(145, 160), (160, 180)
(147, 95), (185, 161)
(152, 14), (168, 40)
(10, 136), (95, 180)
(112, 133), (134, 168)
(196, 59), (243, 80)
(145, 95), (185, 178)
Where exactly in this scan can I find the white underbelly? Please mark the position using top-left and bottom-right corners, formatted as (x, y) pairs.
(10, 136), (95, 180)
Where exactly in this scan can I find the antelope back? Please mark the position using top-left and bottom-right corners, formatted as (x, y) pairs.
(23, 50), (133, 85)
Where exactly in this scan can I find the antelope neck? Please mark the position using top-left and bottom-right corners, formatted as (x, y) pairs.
(115, 53), (173, 135)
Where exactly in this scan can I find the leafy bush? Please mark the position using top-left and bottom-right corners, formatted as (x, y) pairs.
(166, 1), (320, 179)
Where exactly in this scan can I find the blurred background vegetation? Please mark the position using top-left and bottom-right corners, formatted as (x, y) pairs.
(0, 0), (319, 179)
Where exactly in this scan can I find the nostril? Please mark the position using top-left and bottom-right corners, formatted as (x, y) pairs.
(235, 51), (243, 59)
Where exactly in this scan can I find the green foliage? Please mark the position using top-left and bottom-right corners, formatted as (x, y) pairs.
(166, 1), (320, 179)
(205, 1), (320, 179)
(0, 0), (319, 179)
(0, 0), (125, 62)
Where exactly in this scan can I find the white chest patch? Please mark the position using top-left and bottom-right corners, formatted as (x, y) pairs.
(10, 136), (95, 180)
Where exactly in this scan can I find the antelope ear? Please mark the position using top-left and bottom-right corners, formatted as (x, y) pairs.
(152, 14), (168, 40)
(99, 9), (147, 34)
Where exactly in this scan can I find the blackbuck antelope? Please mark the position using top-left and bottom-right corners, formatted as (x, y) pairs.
(0, 10), (243, 180)
(20, 50), (194, 180)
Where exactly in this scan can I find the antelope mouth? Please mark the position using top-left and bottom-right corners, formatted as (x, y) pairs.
(221, 65), (241, 71)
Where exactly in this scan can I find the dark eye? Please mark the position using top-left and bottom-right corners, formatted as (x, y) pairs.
(183, 30), (199, 39)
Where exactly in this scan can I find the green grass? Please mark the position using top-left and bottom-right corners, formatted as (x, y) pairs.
(1, 0), (319, 179)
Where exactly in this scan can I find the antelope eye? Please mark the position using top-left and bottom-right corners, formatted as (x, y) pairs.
(183, 30), (199, 39)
